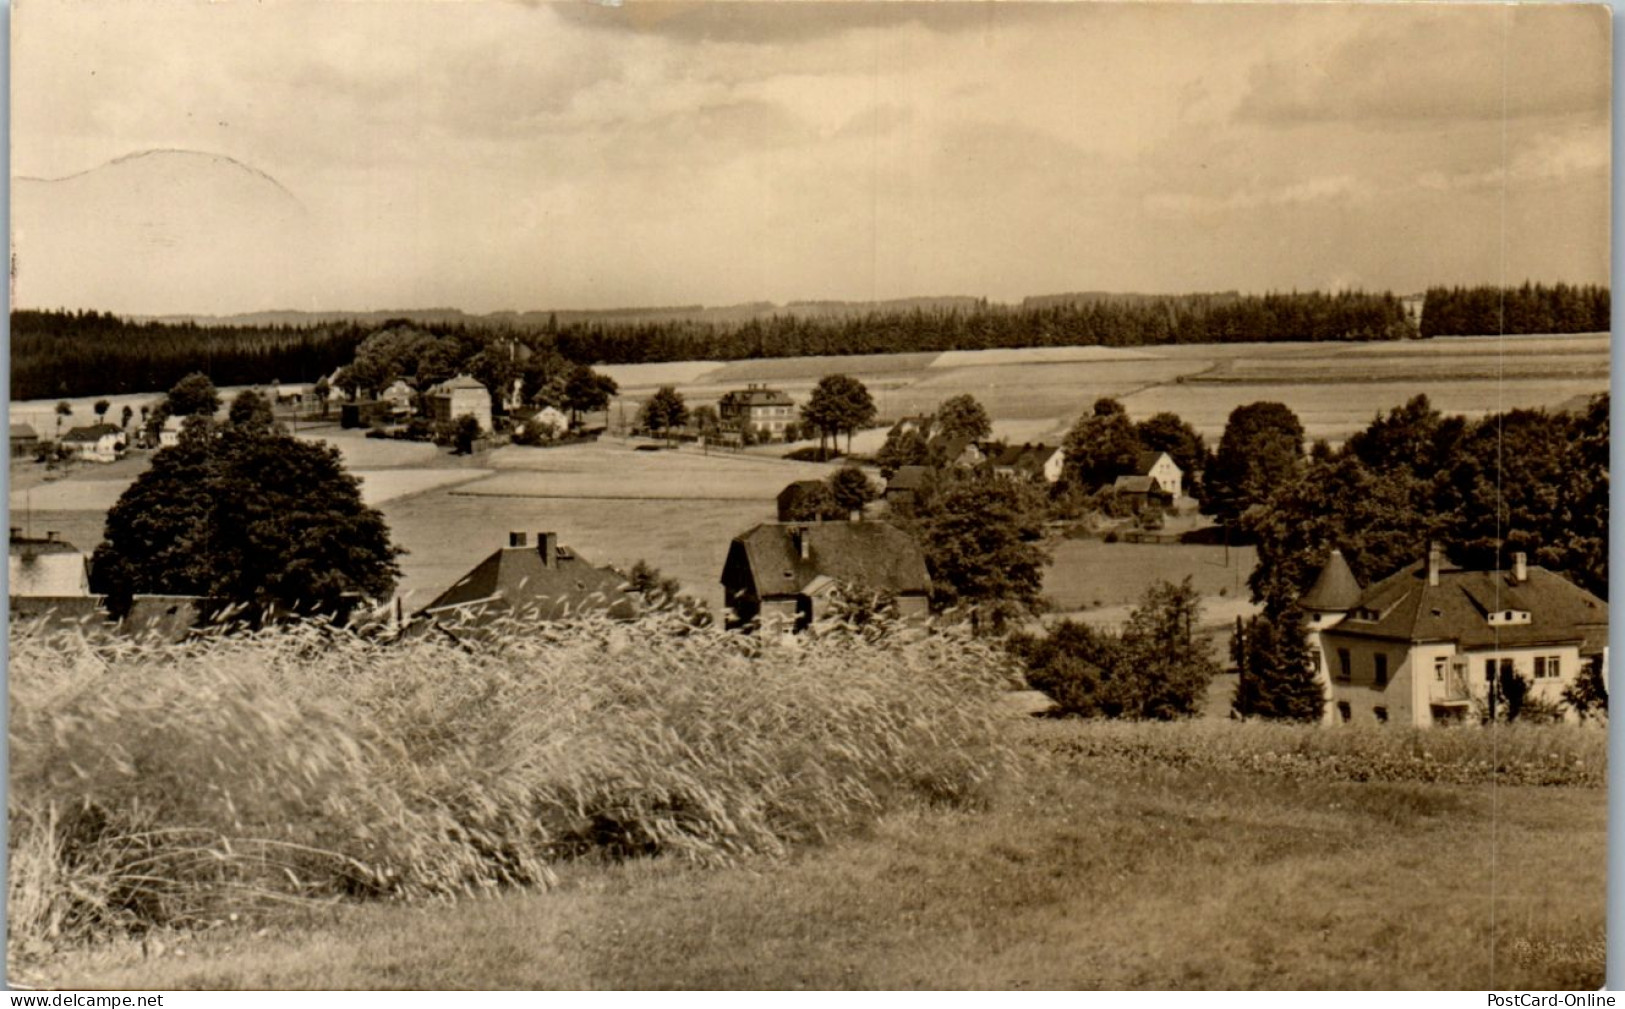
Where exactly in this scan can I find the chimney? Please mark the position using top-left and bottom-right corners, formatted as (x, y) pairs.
(1427, 542), (1441, 587)
(508, 531), (528, 548)
(45, 531), (59, 544)
(538, 531), (558, 568)
(1513, 551), (1528, 584)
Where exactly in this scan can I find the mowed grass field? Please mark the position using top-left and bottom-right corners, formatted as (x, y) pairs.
(41, 714), (1605, 991)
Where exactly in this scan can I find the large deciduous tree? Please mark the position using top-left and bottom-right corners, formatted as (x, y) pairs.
(166, 373), (222, 418)
(934, 394), (992, 443)
(562, 365), (619, 426)
(1020, 577), (1217, 719)
(638, 386), (689, 440)
(1203, 401), (1305, 525)
(801, 374), (876, 453)
(916, 476), (1050, 621)
(1062, 397), (1141, 489)
(91, 420), (403, 623)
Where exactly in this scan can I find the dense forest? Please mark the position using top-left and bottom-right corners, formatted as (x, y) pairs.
(12, 284), (1605, 400)
(12, 310), (370, 401)
(1418, 282), (1609, 338)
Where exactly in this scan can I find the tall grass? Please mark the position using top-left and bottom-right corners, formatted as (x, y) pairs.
(1022, 717), (1605, 787)
(8, 614), (1011, 955)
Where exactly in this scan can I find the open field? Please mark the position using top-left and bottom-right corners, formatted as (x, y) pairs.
(597, 332), (1609, 445)
(9, 332), (1606, 615)
(36, 713), (1605, 990)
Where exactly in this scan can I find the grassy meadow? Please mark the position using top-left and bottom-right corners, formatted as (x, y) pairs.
(19, 644), (1605, 990)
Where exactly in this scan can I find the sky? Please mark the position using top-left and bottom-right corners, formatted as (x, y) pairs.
(10, 0), (1613, 316)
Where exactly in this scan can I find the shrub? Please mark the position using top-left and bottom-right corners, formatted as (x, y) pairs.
(8, 615), (1010, 952)
(1020, 578), (1217, 719)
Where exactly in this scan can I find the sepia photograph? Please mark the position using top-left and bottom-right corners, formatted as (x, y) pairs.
(6, 0), (1612, 991)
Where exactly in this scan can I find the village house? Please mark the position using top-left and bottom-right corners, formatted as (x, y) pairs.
(1131, 450), (1183, 499)
(720, 520), (931, 631)
(883, 465), (933, 516)
(718, 384), (796, 440)
(1306, 543), (1608, 727)
(427, 374), (493, 433)
(380, 379), (416, 416)
(415, 530), (638, 635)
(9, 529), (90, 598)
(936, 436), (984, 470)
(10, 423), (39, 457)
(158, 415), (185, 448)
(527, 405), (570, 435)
(60, 423), (124, 463)
(987, 443), (1065, 484)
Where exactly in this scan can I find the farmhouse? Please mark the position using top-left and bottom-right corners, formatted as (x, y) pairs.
(61, 423), (124, 462)
(1131, 450), (1183, 499)
(427, 374), (493, 433)
(720, 520), (931, 631)
(936, 436), (984, 470)
(158, 415), (185, 447)
(718, 384), (796, 440)
(1111, 474), (1173, 508)
(987, 443), (1065, 484)
(380, 380), (416, 415)
(1309, 544), (1608, 727)
(10, 423), (39, 456)
(416, 530), (638, 632)
(9, 529), (90, 598)
(883, 465), (933, 516)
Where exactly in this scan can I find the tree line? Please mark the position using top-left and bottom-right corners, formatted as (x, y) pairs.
(12, 310), (370, 401)
(1418, 282), (1609, 338)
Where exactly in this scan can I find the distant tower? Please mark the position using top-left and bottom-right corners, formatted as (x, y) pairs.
(1296, 549), (1364, 724)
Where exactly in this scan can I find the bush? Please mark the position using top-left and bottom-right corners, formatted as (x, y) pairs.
(785, 446), (843, 462)
(1018, 578), (1217, 719)
(7, 616), (1010, 952)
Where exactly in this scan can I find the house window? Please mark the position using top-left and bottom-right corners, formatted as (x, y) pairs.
(1534, 655), (1562, 680)
(1374, 653), (1388, 687)
(1433, 656), (1447, 682)
(1337, 702), (1351, 723)
(1485, 658), (1496, 684)
(1373, 706), (1389, 724)
(1336, 649), (1352, 682)
(1310, 651), (1322, 673)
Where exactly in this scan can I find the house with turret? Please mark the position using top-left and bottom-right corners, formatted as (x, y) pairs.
(1303, 543), (1607, 726)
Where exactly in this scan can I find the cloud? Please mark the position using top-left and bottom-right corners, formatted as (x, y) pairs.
(1236, 4), (1609, 126)
(1143, 174), (1368, 219)
(549, 1), (1066, 45)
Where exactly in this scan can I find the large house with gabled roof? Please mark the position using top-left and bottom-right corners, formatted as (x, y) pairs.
(415, 530), (639, 638)
(1307, 543), (1607, 727)
(721, 520), (931, 631)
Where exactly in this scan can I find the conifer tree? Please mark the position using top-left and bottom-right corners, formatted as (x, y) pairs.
(1231, 605), (1324, 722)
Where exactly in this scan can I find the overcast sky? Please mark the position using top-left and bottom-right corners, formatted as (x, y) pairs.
(11, 0), (1612, 315)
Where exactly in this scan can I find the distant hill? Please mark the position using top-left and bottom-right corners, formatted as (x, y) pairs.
(1022, 291), (1243, 310)
(132, 296), (993, 329)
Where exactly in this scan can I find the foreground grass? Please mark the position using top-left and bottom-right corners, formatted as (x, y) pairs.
(35, 716), (1604, 990)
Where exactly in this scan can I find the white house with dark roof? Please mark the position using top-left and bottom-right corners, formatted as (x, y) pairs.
(721, 520), (931, 631)
(1311, 543), (1607, 727)
(427, 374), (493, 433)
(718, 384), (796, 440)
(61, 423), (125, 462)
(1132, 450), (1183, 499)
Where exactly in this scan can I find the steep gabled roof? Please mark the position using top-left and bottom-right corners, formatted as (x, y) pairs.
(886, 465), (931, 493)
(62, 424), (122, 442)
(429, 374), (488, 394)
(1113, 474), (1159, 494)
(988, 443), (1059, 473)
(420, 541), (638, 624)
(1326, 559), (1607, 653)
(1298, 550), (1363, 612)
(727, 522), (930, 599)
(1134, 450), (1176, 476)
